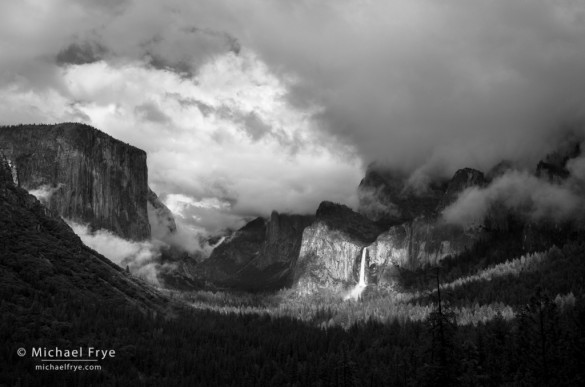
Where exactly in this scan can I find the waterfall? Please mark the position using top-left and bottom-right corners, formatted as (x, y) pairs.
(358, 247), (367, 287)
(344, 247), (368, 301)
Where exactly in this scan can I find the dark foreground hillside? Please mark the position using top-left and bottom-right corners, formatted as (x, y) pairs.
(2, 277), (584, 386)
(0, 154), (167, 313)
(1, 155), (585, 386)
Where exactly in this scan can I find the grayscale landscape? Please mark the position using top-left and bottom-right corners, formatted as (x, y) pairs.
(1, 1), (585, 386)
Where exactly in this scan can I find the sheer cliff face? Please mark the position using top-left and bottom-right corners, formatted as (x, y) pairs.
(368, 220), (479, 271)
(0, 123), (150, 240)
(199, 212), (314, 290)
(294, 202), (384, 293)
(258, 211), (315, 270)
(295, 222), (366, 294)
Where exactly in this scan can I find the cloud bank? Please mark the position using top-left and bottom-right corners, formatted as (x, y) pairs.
(443, 148), (585, 227)
(28, 184), (63, 203)
(442, 171), (583, 227)
(2, 0), (585, 232)
(68, 221), (165, 285)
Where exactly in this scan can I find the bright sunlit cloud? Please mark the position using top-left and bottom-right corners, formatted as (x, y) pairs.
(2, 0), (585, 234)
(0, 45), (361, 233)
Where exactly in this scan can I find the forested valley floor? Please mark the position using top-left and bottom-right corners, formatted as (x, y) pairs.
(2, 176), (585, 386)
(2, 240), (585, 386)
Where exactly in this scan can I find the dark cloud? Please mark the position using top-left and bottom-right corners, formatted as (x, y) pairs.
(243, 112), (272, 141)
(135, 102), (171, 124)
(67, 102), (92, 122)
(217, 107), (274, 142)
(75, 0), (130, 14)
(56, 41), (108, 66)
(165, 93), (214, 115)
(220, 0), (585, 178)
(128, 24), (242, 78)
(145, 53), (193, 77)
(182, 26), (241, 55)
(3, 0), (585, 233)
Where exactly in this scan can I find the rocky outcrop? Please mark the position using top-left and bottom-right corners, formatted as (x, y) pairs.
(258, 211), (316, 269)
(295, 222), (365, 293)
(207, 217), (266, 269)
(294, 202), (384, 293)
(199, 211), (314, 290)
(438, 168), (486, 210)
(536, 140), (580, 183)
(315, 201), (384, 244)
(0, 123), (150, 240)
(486, 160), (516, 181)
(369, 219), (479, 272)
(147, 188), (177, 239)
(357, 165), (445, 227)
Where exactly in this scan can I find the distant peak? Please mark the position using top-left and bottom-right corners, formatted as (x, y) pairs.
(451, 168), (485, 183)
(438, 168), (486, 210)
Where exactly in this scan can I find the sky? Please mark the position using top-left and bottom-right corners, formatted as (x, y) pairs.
(2, 0), (585, 235)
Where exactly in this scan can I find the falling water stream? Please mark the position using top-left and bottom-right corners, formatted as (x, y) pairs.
(358, 247), (366, 287)
(345, 247), (367, 301)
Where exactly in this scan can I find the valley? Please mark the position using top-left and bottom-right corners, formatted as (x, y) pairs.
(3, 2), (585, 385)
(1, 123), (584, 386)
(171, 244), (582, 329)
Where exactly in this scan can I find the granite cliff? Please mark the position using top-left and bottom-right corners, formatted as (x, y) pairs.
(292, 166), (495, 294)
(199, 211), (314, 290)
(196, 167), (490, 293)
(187, 149), (581, 294)
(294, 202), (384, 293)
(0, 123), (151, 240)
(0, 154), (167, 311)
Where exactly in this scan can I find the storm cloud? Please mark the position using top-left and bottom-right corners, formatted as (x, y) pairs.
(1, 0), (585, 233)
(442, 170), (585, 227)
(443, 142), (585, 227)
